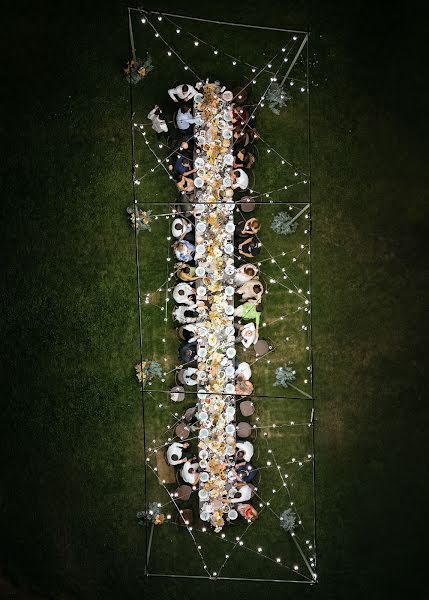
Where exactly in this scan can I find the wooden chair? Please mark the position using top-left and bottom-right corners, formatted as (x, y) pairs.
(175, 484), (192, 501)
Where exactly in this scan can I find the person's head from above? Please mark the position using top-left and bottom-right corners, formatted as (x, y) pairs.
(154, 106), (161, 116)
(181, 103), (191, 113)
(191, 373), (198, 381)
(256, 304), (263, 312)
(237, 450), (245, 460)
(181, 157), (191, 168)
(253, 284), (262, 294)
(182, 266), (191, 274)
(237, 149), (245, 160)
(174, 221), (184, 232)
(234, 492), (242, 498)
(188, 467), (195, 474)
(183, 442), (190, 448)
(244, 266), (254, 276)
(183, 310), (195, 318)
(249, 218), (260, 230)
(180, 141), (189, 151)
(178, 289), (185, 296)
(171, 454), (179, 461)
(238, 470), (247, 479)
(176, 242), (186, 251)
(182, 84), (189, 93)
(188, 294), (196, 303)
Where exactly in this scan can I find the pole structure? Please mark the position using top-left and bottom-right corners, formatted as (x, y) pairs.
(128, 7), (137, 63)
(279, 34), (308, 89)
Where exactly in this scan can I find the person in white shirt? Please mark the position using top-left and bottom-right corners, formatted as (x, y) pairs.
(173, 282), (195, 305)
(229, 484), (253, 503)
(182, 367), (198, 386)
(147, 105), (168, 133)
(236, 280), (264, 302)
(235, 362), (252, 381)
(172, 217), (193, 240)
(166, 441), (191, 465)
(168, 84), (198, 103)
(232, 168), (249, 190)
(176, 104), (199, 131)
(239, 322), (258, 347)
(181, 461), (200, 484)
(236, 441), (254, 462)
(234, 264), (258, 286)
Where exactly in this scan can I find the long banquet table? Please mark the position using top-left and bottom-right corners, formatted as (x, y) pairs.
(190, 83), (240, 532)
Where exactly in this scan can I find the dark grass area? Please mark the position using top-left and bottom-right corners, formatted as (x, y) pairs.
(1, 0), (428, 598)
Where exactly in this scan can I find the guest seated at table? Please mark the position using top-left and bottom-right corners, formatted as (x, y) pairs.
(176, 263), (199, 282)
(233, 126), (257, 149)
(236, 440), (254, 462)
(237, 503), (258, 522)
(176, 175), (195, 194)
(174, 155), (197, 178)
(174, 305), (207, 324)
(172, 216), (194, 242)
(171, 134), (194, 156)
(176, 103), (198, 131)
(235, 300), (262, 333)
(232, 105), (249, 127)
(166, 441), (192, 465)
(236, 280), (264, 302)
(173, 240), (195, 262)
(233, 148), (255, 170)
(147, 105), (168, 134)
(181, 366), (199, 386)
(173, 282), (195, 305)
(236, 463), (257, 483)
(231, 168), (249, 190)
(235, 375), (254, 396)
(182, 323), (198, 342)
(236, 217), (261, 238)
(179, 342), (197, 363)
(168, 83), (198, 103)
(237, 236), (261, 259)
(180, 461), (200, 485)
(237, 322), (258, 347)
(229, 483), (254, 503)
(234, 264), (259, 286)
(235, 361), (252, 381)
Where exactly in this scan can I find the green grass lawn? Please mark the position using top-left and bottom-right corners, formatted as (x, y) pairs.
(1, 0), (428, 598)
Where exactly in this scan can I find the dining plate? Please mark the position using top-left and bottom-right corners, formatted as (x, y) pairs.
(225, 305), (234, 316)
(222, 129), (232, 140)
(222, 90), (234, 101)
(228, 509), (238, 520)
(223, 176), (232, 187)
(225, 222), (235, 234)
(199, 428), (209, 439)
(225, 365), (235, 377)
(225, 325), (235, 336)
(200, 472), (209, 483)
(224, 153), (234, 166)
(226, 347), (236, 359)
(196, 222), (206, 234)
(196, 244), (205, 254)
(224, 264), (235, 275)
(225, 424), (235, 434)
(198, 411), (208, 421)
(224, 243), (234, 254)
(194, 92), (203, 103)
(197, 347), (207, 358)
(225, 382), (236, 394)
(197, 285), (206, 296)
(194, 177), (204, 188)
(225, 286), (235, 297)
(195, 157), (205, 169)
(198, 489), (209, 499)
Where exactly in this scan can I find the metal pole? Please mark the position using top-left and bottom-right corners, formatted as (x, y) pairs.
(279, 34), (308, 89)
(128, 7), (137, 63)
